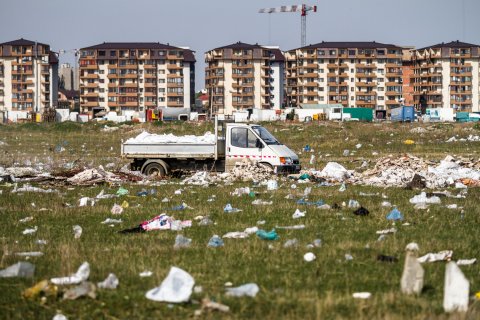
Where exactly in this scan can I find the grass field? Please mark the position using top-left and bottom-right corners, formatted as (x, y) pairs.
(0, 120), (479, 319)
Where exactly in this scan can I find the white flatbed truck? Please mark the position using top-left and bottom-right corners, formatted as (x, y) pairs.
(121, 118), (301, 177)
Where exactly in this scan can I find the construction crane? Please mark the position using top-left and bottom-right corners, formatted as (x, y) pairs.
(259, 4), (317, 47)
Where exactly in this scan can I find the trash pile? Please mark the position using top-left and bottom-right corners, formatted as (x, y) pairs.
(351, 154), (480, 188)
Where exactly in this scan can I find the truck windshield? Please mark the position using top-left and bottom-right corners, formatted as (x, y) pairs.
(252, 126), (280, 145)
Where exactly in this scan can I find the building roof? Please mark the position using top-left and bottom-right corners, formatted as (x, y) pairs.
(0, 38), (49, 47)
(59, 89), (80, 99)
(209, 41), (285, 61)
(80, 42), (196, 62)
(416, 40), (480, 51)
(198, 94), (209, 101)
(292, 41), (402, 51)
(49, 51), (59, 64)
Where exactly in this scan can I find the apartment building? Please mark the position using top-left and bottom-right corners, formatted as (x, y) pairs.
(205, 42), (285, 115)
(0, 38), (58, 114)
(59, 63), (79, 91)
(78, 42), (195, 116)
(284, 42), (404, 112)
(411, 41), (480, 112)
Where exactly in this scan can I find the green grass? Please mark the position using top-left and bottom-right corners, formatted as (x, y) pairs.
(0, 121), (479, 319)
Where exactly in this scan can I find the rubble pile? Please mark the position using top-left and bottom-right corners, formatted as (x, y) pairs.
(446, 135), (480, 142)
(182, 160), (274, 185)
(352, 154), (480, 188)
(66, 167), (124, 186)
(216, 160), (274, 183)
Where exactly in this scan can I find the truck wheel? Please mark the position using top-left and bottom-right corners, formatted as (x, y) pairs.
(143, 162), (166, 177)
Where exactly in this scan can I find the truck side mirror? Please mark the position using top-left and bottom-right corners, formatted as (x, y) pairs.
(256, 139), (264, 149)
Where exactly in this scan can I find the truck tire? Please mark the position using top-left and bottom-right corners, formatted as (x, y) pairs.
(143, 162), (166, 177)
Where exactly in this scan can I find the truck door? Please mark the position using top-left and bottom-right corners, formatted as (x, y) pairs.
(225, 126), (263, 171)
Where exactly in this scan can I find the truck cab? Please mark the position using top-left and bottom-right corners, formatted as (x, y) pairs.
(223, 122), (300, 173)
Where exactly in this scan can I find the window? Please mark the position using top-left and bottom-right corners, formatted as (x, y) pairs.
(99, 51), (106, 56)
(319, 97), (324, 101)
(350, 78), (354, 82)
(110, 51), (116, 57)
(319, 69), (324, 73)
(231, 128), (258, 148)
(350, 87), (354, 92)
(378, 96), (384, 101)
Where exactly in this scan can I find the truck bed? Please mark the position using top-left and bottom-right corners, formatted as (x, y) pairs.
(122, 142), (217, 159)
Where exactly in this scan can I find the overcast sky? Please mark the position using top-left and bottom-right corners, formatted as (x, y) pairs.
(1, 0), (479, 90)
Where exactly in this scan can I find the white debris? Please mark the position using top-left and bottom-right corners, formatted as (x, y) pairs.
(110, 204), (123, 215)
(98, 273), (119, 289)
(0, 262), (35, 278)
(244, 227), (259, 234)
(73, 225), (82, 239)
(352, 292), (371, 299)
(145, 266), (195, 303)
(79, 197), (95, 207)
(456, 258), (476, 266)
(15, 251), (43, 257)
(317, 162), (350, 181)
(376, 227), (397, 235)
(19, 216), (33, 223)
(292, 209), (306, 219)
(139, 271), (153, 277)
(222, 232), (249, 239)
(352, 154), (480, 189)
(409, 192), (441, 205)
(252, 199), (273, 205)
(417, 250), (453, 263)
(225, 283), (259, 298)
(51, 262), (90, 285)
(126, 131), (216, 144)
(12, 184), (56, 193)
(401, 242), (424, 295)
(443, 262), (469, 312)
(67, 167), (122, 185)
(303, 252), (316, 262)
(101, 218), (122, 224)
(22, 226), (38, 235)
(276, 224), (305, 230)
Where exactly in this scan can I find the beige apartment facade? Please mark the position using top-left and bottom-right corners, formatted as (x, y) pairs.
(411, 41), (480, 112)
(205, 42), (285, 115)
(285, 42), (404, 112)
(78, 42), (195, 116)
(0, 38), (58, 116)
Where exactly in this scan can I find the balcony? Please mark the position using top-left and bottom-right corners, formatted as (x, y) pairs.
(168, 91), (184, 97)
(357, 82), (376, 87)
(83, 92), (99, 97)
(81, 64), (98, 69)
(118, 92), (138, 97)
(167, 101), (184, 107)
(119, 83), (138, 88)
(118, 101), (138, 107)
(81, 73), (99, 79)
(83, 101), (100, 107)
